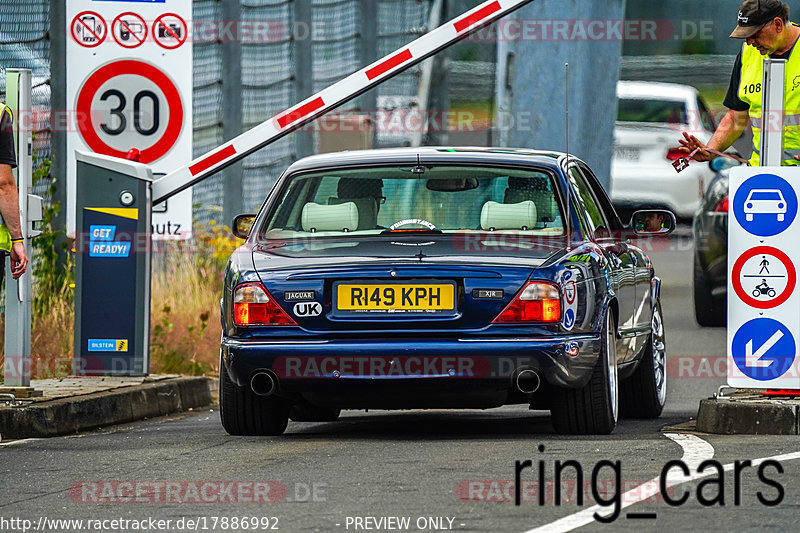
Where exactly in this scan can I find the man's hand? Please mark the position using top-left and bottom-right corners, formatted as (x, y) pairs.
(10, 241), (27, 279)
(678, 132), (715, 162)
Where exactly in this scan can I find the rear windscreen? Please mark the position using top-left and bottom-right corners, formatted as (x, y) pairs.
(617, 98), (688, 124)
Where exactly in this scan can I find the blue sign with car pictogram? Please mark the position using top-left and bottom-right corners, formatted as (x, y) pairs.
(731, 318), (796, 381)
(733, 173), (798, 236)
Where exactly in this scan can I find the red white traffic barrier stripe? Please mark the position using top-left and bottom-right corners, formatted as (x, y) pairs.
(153, 0), (536, 203)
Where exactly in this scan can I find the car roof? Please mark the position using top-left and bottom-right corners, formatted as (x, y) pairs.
(284, 146), (578, 174)
(616, 80), (699, 101)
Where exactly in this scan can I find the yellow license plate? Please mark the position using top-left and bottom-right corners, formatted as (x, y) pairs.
(335, 283), (456, 312)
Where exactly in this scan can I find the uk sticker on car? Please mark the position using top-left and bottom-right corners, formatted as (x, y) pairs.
(294, 302), (322, 317)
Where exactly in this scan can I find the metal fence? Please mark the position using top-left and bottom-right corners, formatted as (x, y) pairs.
(0, 0), (51, 186)
(0, 0), (433, 226)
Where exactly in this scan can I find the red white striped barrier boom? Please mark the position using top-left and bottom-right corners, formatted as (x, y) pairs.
(152, 0), (536, 204)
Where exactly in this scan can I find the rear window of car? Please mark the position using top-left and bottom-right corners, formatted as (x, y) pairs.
(257, 165), (565, 240)
(617, 98), (688, 124)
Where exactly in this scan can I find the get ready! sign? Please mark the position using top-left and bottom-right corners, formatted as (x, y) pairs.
(66, 0), (192, 238)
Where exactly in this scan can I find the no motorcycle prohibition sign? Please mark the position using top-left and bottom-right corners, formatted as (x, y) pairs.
(75, 60), (184, 164)
(731, 245), (797, 309)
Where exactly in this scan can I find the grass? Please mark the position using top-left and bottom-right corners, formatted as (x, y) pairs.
(0, 222), (242, 381)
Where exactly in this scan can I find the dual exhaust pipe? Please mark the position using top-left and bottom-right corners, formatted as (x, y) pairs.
(252, 368), (540, 396)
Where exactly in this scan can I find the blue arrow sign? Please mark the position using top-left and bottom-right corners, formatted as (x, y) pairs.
(563, 308), (575, 329)
(731, 318), (796, 381)
(733, 174), (798, 237)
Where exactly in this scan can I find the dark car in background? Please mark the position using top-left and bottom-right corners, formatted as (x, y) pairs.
(219, 147), (674, 436)
(692, 157), (742, 327)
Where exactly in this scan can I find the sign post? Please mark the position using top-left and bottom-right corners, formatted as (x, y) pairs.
(728, 59), (799, 389)
(727, 168), (800, 387)
(1, 69), (44, 395)
(66, 0), (192, 240)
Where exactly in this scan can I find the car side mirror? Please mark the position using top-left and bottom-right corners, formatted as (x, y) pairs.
(232, 214), (256, 239)
(630, 209), (676, 235)
(709, 156), (742, 173)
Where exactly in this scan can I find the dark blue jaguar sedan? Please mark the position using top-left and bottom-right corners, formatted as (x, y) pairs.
(219, 147), (673, 435)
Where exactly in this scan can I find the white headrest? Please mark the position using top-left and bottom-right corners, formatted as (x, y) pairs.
(301, 202), (359, 232)
(480, 201), (537, 230)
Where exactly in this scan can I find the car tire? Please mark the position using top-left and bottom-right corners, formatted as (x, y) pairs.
(620, 300), (667, 418)
(289, 403), (341, 422)
(551, 312), (618, 435)
(693, 255), (725, 327)
(219, 363), (290, 436)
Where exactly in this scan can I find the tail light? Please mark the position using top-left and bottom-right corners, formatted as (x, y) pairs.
(493, 282), (561, 323)
(666, 148), (684, 160)
(713, 195), (729, 213)
(233, 283), (297, 326)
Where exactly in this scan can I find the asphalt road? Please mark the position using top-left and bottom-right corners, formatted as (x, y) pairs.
(2, 226), (799, 533)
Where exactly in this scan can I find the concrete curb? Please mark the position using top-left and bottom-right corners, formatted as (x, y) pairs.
(0, 377), (213, 439)
(696, 396), (800, 435)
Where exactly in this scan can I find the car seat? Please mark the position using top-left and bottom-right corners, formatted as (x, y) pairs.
(480, 200), (537, 230)
(328, 178), (383, 230)
(302, 202), (359, 232)
(504, 177), (558, 225)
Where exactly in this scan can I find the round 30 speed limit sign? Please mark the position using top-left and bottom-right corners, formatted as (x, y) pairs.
(76, 60), (184, 164)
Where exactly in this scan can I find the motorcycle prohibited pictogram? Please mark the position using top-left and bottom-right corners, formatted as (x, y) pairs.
(731, 246), (796, 309)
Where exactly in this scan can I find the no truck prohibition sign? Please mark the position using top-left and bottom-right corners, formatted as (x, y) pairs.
(75, 60), (184, 164)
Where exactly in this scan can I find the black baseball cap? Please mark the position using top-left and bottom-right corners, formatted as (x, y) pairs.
(730, 0), (786, 38)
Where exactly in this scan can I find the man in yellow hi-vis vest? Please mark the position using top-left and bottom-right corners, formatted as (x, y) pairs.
(679, 0), (800, 166)
(0, 103), (28, 278)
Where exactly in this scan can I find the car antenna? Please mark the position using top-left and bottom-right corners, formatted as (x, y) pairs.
(412, 154), (425, 174)
(564, 62), (572, 251)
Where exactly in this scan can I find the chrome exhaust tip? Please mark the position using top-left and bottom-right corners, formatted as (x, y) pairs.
(250, 370), (278, 397)
(515, 369), (541, 394)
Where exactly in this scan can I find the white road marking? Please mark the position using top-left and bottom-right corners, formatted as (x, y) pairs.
(522, 433), (713, 533)
(0, 438), (39, 447)
(523, 433), (800, 533)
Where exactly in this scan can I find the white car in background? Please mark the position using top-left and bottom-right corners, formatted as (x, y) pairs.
(611, 81), (717, 220)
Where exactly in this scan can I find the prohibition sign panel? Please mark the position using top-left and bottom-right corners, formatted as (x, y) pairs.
(152, 13), (188, 50)
(731, 246), (796, 309)
(112, 12), (147, 49)
(71, 11), (107, 48)
(75, 60), (184, 164)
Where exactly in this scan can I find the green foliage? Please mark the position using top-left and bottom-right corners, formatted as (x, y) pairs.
(150, 305), (211, 376)
(30, 153), (73, 316)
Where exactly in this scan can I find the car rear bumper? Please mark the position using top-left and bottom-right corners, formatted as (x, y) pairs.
(221, 335), (601, 406)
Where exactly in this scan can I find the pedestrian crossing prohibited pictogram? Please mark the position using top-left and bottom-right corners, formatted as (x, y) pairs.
(731, 246), (796, 309)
